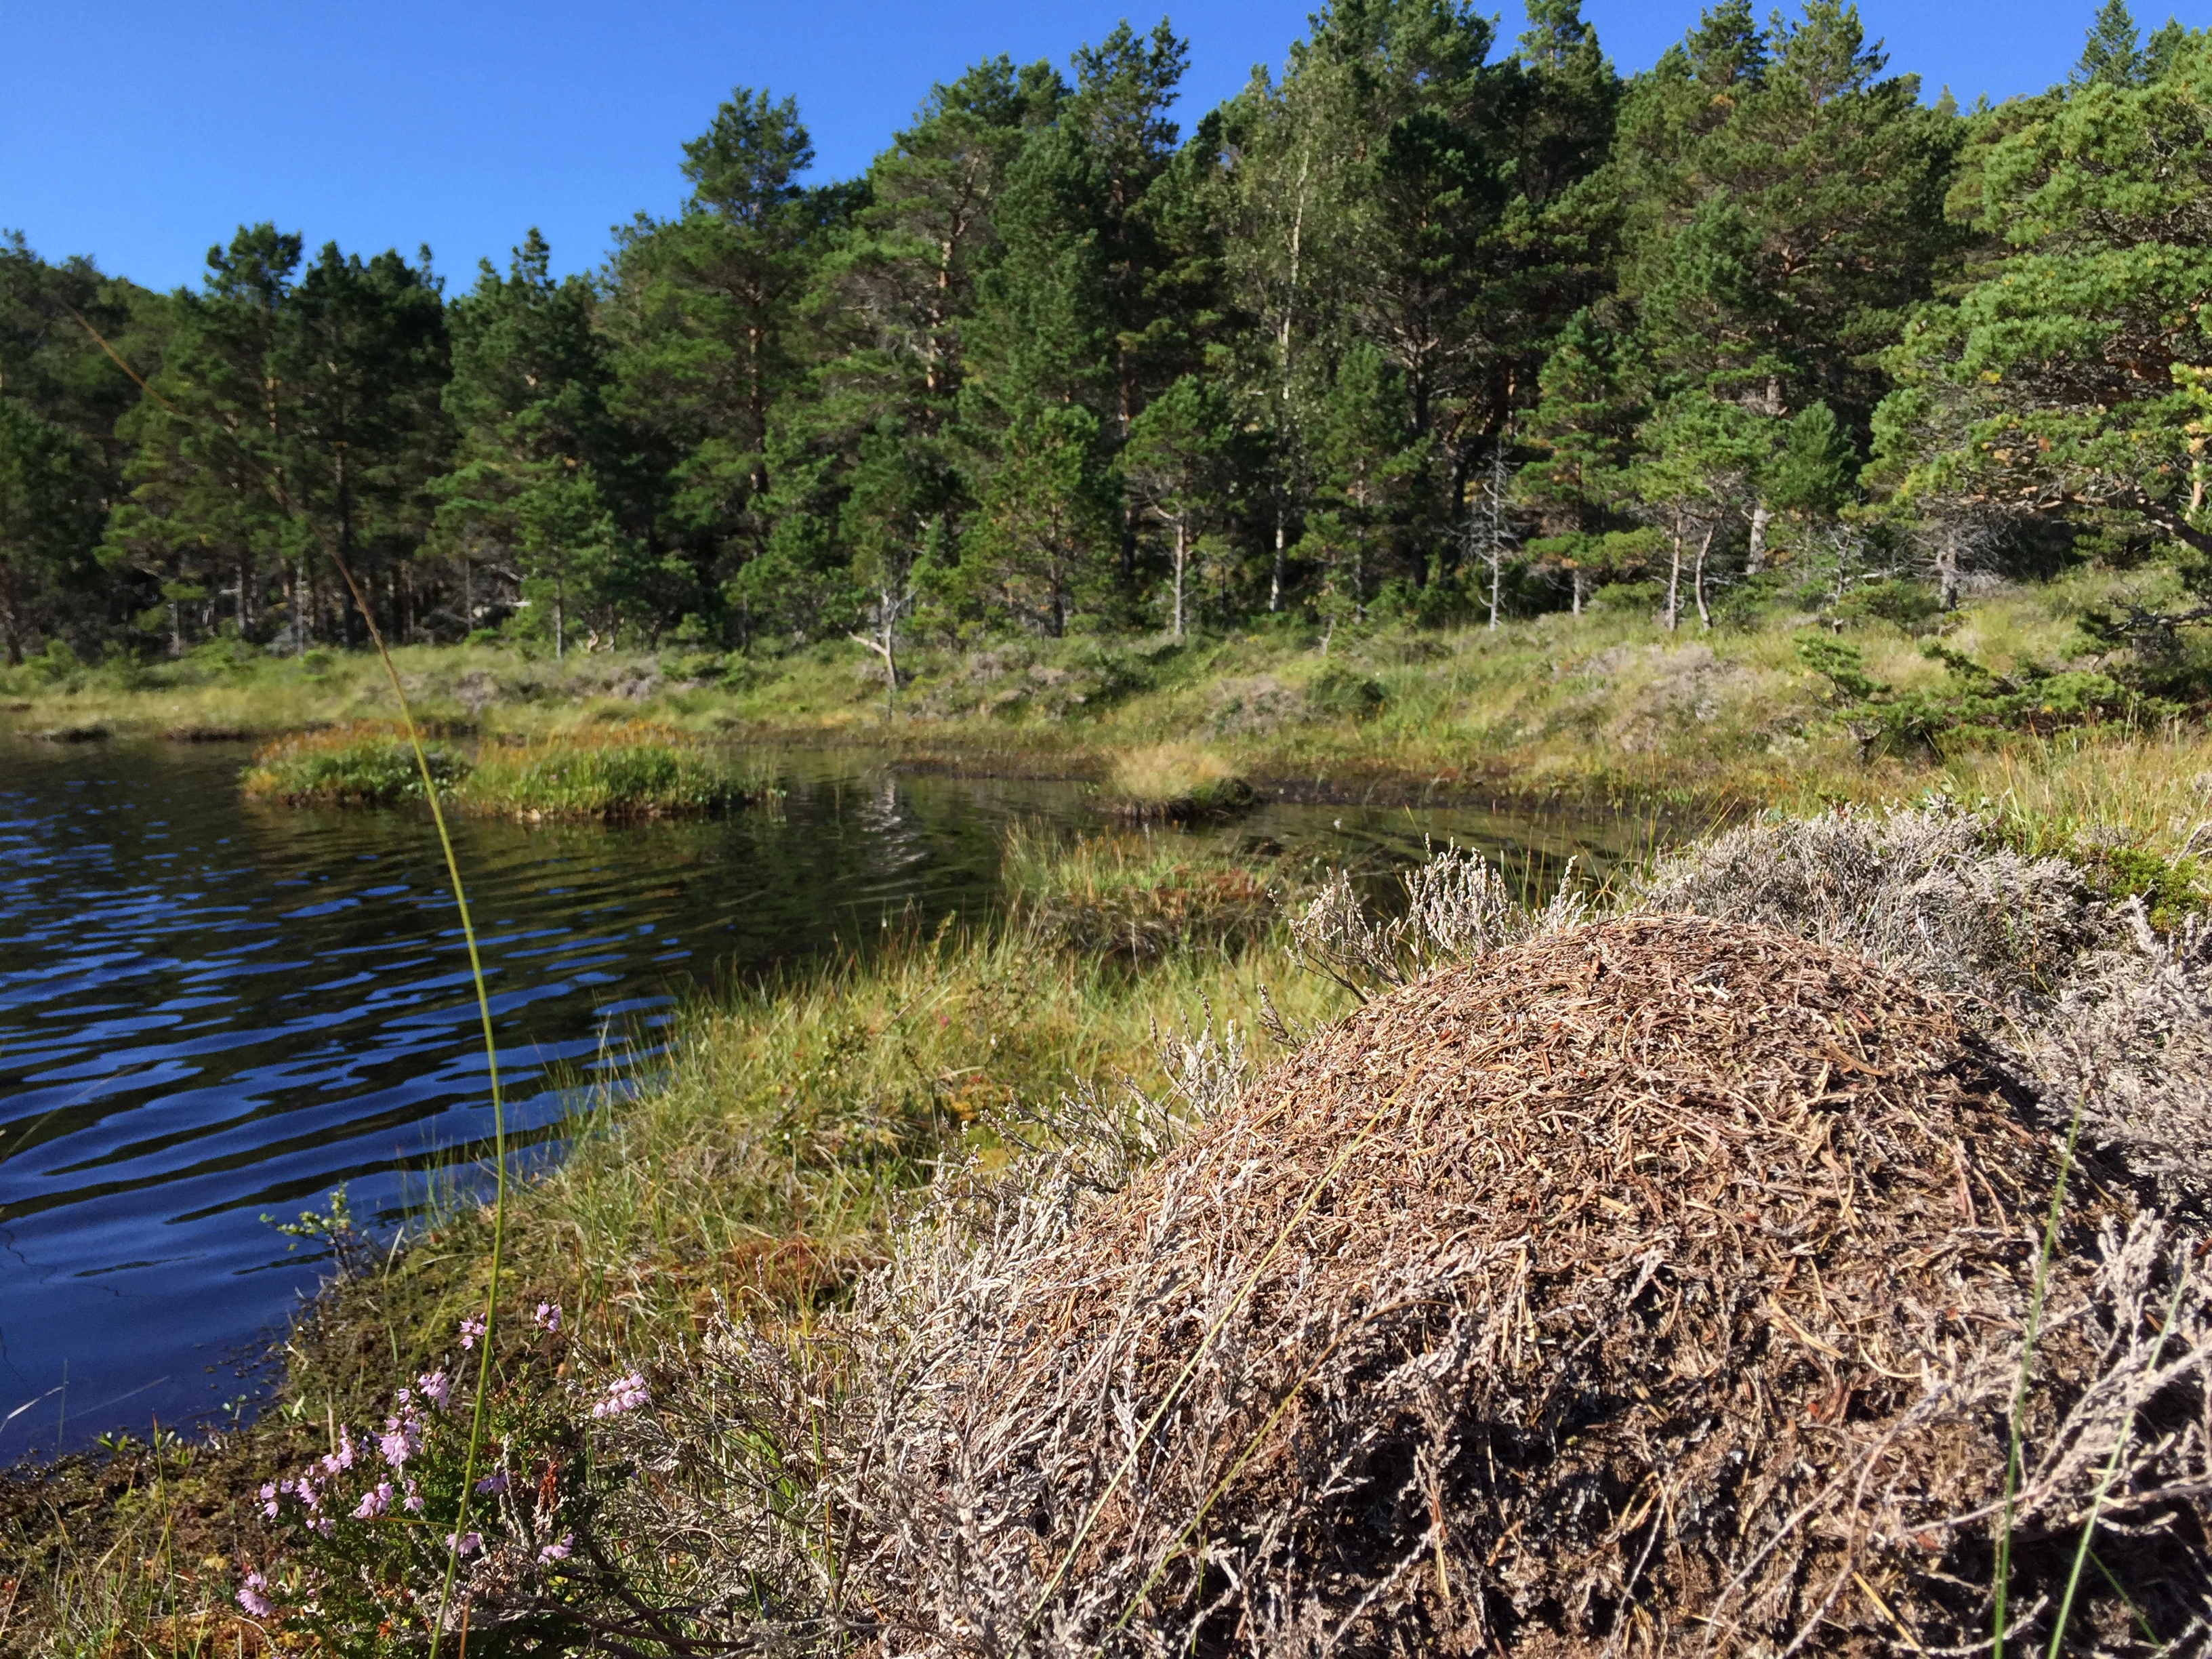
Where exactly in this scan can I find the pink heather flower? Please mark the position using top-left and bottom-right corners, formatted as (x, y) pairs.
(403, 1478), (424, 1513)
(236, 1571), (274, 1618)
(285, 1473), (321, 1513)
(377, 1413), (424, 1470)
(538, 1533), (573, 1565)
(458, 1315), (487, 1350)
(534, 1301), (561, 1333)
(258, 1481), (279, 1519)
(417, 1369), (451, 1411)
(474, 1471), (508, 1494)
(589, 1372), (651, 1418)
(317, 1427), (355, 1476)
(445, 1531), (483, 1557)
(310, 1517), (335, 1538)
(352, 1481), (393, 1519)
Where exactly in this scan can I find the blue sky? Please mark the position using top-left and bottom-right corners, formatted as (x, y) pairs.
(0, 0), (2188, 295)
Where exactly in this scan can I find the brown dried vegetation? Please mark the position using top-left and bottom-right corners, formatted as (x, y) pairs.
(741, 918), (2212, 1657)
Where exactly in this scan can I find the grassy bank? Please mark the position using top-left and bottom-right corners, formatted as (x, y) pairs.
(11, 571), (2212, 1649)
(0, 834), (1345, 1654)
(7, 565), (2199, 815)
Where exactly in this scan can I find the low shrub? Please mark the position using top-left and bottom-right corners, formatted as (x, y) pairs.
(1797, 636), (2175, 754)
(234, 1300), (631, 1652)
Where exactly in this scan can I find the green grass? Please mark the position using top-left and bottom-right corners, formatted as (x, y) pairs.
(9, 562), (2212, 1652)
(1002, 821), (1291, 960)
(241, 722), (750, 819)
(1099, 741), (1257, 819)
(240, 722), (471, 805)
(0, 849), (1349, 1654)
(462, 725), (745, 819)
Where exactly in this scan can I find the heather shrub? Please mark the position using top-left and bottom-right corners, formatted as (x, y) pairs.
(236, 1301), (632, 1652)
(1628, 802), (2106, 1006)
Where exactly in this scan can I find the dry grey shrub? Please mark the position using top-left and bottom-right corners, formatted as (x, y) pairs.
(1625, 803), (2212, 1216)
(1002, 1014), (1252, 1193)
(1290, 843), (1589, 997)
(583, 1021), (1258, 1652)
(1628, 804), (2106, 1008)
(2032, 905), (2212, 1214)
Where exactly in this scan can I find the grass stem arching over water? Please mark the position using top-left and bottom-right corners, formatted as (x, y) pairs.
(57, 304), (510, 1659)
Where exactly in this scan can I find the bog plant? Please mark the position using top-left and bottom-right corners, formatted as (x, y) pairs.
(1101, 741), (1255, 820)
(241, 724), (472, 806)
(463, 724), (745, 818)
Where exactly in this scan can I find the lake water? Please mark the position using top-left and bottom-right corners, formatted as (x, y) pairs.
(0, 734), (1633, 1456)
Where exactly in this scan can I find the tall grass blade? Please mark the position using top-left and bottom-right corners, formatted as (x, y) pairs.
(58, 303), (508, 1659)
(2044, 1276), (2188, 1659)
(1994, 1105), (2083, 1659)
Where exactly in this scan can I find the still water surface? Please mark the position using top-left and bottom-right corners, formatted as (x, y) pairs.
(0, 735), (1627, 1456)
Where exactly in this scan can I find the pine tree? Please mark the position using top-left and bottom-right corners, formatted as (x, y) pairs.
(438, 231), (649, 655)
(605, 87), (853, 623)
(1875, 24), (2212, 575)
(962, 401), (1114, 636)
(106, 225), (303, 653)
(1297, 342), (1429, 622)
(1123, 373), (1239, 636)
(0, 399), (98, 663)
(2074, 0), (2144, 86)
(283, 243), (449, 642)
(0, 235), (156, 653)
(1633, 390), (1771, 630)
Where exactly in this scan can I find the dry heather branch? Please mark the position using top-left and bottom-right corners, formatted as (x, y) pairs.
(1629, 805), (2104, 1008)
(1290, 844), (1588, 997)
(2029, 907), (2212, 1216)
(998, 1012), (1251, 1195)
(1627, 804), (2212, 1216)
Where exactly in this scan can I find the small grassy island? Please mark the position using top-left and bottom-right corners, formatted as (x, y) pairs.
(239, 722), (754, 819)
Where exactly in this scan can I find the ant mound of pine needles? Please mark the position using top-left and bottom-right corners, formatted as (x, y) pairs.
(860, 916), (2211, 1658)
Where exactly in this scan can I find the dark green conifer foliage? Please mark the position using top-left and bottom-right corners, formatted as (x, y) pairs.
(604, 88), (856, 634)
(0, 235), (152, 655)
(438, 232), (653, 656)
(1123, 373), (1241, 634)
(1877, 22), (2212, 567)
(106, 226), (304, 653)
(0, 398), (98, 665)
(2076, 0), (2146, 85)
(41, 3), (2212, 663)
(283, 243), (449, 643)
